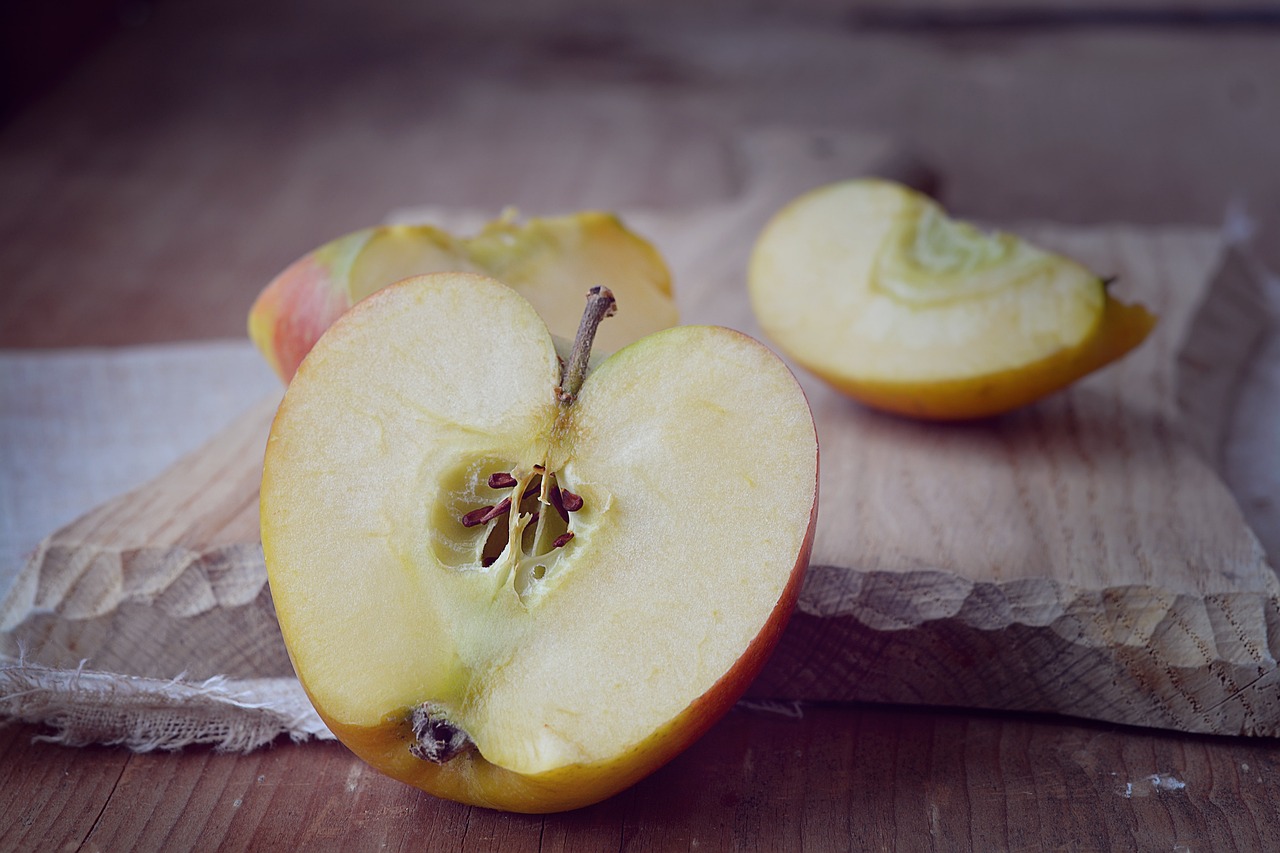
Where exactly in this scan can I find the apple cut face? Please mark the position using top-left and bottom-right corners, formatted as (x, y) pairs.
(261, 273), (817, 812)
(748, 179), (1156, 420)
(249, 210), (677, 381)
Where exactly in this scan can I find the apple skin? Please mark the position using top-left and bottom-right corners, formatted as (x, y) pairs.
(261, 274), (818, 813)
(829, 296), (1156, 421)
(248, 230), (366, 381)
(249, 212), (675, 382)
(319, 489), (815, 814)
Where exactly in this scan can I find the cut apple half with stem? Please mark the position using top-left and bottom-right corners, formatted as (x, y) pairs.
(261, 272), (818, 812)
(249, 210), (677, 381)
(748, 179), (1157, 420)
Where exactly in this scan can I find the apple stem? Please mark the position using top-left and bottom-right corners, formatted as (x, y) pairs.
(557, 286), (616, 404)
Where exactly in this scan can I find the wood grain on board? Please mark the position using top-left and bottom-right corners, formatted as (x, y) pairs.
(2, 131), (1277, 738)
(6, 701), (1280, 852)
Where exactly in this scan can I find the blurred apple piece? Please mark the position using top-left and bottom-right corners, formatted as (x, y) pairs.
(249, 210), (677, 381)
(749, 180), (1156, 420)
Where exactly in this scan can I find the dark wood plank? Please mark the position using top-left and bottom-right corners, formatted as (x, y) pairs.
(0, 723), (130, 852)
(11, 704), (1280, 851)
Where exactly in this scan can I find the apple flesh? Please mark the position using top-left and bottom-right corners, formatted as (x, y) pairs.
(748, 179), (1156, 420)
(249, 210), (678, 381)
(260, 272), (818, 812)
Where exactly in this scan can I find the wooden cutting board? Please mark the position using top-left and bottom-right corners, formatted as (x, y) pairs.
(3, 131), (1277, 737)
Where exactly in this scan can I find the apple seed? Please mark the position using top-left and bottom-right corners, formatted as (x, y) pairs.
(461, 497), (512, 528)
(548, 484), (569, 523)
(460, 505), (494, 528)
(482, 498), (513, 523)
(560, 490), (583, 512)
(488, 472), (518, 489)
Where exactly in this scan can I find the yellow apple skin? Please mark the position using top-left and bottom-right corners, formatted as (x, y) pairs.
(262, 274), (818, 813)
(821, 294), (1156, 420)
(315, 500), (814, 814)
(249, 211), (676, 381)
(748, 179), (1158, 421)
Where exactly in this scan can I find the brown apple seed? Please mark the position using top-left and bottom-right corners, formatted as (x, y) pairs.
(461, 497), (512, 528)
(548, 485), (570, 523)
(487, 472), (518, 489)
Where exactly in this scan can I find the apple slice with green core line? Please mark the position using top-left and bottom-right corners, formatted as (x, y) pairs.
(748, 179), (1157, 420)
(261, 273), (818, 813)
(249, 209), (677, 381)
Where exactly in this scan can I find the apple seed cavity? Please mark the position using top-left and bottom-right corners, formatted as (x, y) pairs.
(463, 469), (582, 570)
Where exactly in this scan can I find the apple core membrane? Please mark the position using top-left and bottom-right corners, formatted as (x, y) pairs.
(875, 198), (1060, 304)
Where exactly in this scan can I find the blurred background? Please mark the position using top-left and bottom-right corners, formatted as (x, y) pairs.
(2, 0), (1278, 346)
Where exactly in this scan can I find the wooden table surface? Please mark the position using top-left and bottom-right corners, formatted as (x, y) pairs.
(4, 2), (1280, 849)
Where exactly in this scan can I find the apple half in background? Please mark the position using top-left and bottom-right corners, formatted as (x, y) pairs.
(748, 179), (1157, 420)
(261, 273), (818, 813)
(249, 210), (677, 381)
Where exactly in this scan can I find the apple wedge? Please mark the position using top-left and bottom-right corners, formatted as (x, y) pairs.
(249, 210), (677, 381)
(261, 273), (818, 812)
(748, 179), (1156, 420)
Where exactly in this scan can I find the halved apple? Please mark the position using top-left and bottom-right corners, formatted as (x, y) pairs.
(748, 179), (1156, 420)
(260, 273), (818, 812)
(249, 210), (677, 381)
